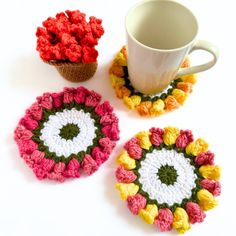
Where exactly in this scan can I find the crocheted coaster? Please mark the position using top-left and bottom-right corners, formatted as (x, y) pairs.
(14, 87), (120, 182)
(109, 46), (197, 117)
(115, 127), (221, 234)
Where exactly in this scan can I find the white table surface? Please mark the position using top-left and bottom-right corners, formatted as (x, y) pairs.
(0, 0), (235, 235)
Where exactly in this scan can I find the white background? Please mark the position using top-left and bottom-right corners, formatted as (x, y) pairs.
(0, 0), (235, 235)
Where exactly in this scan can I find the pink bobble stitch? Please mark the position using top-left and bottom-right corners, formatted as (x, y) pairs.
(40, 158), (55, 171)
(63, 87), (76, 104)
(47, 172), (65, 182)
(47, 162), (66, 182)
(33, 167), (47, 180)
(18, 140), (38, 156)
(54, 162), (66, 173)
(200, 179), (221, 196)
(74, 86), (90, 104)
(22, 150), (45, 168)
(100, 113), (118, 126)
(26, 102), (43, 121)
(127, 194), (147, 215)
(33, 158), (55, 180)
(115, 166), (137, 183)
(154, 208), (173, 232)
(14, 125), (33, 142)
(31, 150), (45, 164)
(95, 101), (113, 116)
(186, 202), (206, 224)
(37, 93), (53, 110)
(82, 154), (98, 176)
(195, 151), (215, 165)
(102, 123), (120, 141)
(20, 115), (38, 130)
(85, 90), (102, 107)
(99, 137), (115, 154)
(91, 147), (108, 166)
(150, 127), (164, 146)
(176, 129), (194, 149)
(51, 92), (64, 108)
(22, 154), (34, 168)
(63, 158), (80, 178)
(124, 137), (142, 159)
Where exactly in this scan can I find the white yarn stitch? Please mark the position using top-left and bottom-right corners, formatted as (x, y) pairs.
(40, 108), (97, 157)
(138, 149), (197, 206)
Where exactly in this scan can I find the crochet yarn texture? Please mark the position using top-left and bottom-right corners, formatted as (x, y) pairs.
(14, 87), (120, 182)
(115, 127), (221, 234)
(109, 46), (197, 117)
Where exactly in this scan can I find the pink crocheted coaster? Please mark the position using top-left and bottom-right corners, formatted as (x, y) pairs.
(115, 126), (221, 234)
(14, 87), (120, 182)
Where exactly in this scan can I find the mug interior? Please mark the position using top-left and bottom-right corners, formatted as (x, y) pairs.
(126, 0), (198, 50)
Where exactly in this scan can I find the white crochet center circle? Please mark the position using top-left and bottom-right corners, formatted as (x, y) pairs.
(138, 149), (197, 206)
(40, 108), (97, 157)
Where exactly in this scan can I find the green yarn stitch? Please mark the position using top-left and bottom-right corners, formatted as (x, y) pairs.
(32, 102), (104, 164)
(157, 165), (178, 185)
(59, 124), (80, 140)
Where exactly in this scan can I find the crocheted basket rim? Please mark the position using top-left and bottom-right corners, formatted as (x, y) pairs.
(44, 60), (98, 82)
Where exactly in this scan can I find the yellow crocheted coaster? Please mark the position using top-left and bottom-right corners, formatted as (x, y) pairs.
(109, 46), (197, 117)
(115, 126), (221, 233)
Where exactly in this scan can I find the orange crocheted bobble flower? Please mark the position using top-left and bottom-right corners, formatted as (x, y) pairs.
(164, 96), (179, 111)
(115, 86), (131, 99)
(109, 64), (125, 77)
(137, 101), (152, 116)
(177, 82), (193, 93)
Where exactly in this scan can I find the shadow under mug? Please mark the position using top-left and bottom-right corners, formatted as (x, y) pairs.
(125, 0), (219, 95)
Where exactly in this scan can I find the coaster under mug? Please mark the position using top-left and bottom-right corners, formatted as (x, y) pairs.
(109, 46), (197, 117)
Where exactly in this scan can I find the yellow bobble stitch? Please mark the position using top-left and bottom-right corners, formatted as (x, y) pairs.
(114, 52), (127, 66)
(199, 165), (221, 181)
(163, 126), (180, 146)
(172, 89), (188, 105)
(123, 95), (141, 109)
(139, 204), (158, 224)
(136, 131), (152, 150)
(181, 74), (197, 84)
(116, 150), (136, 170)
(186, 138), (209, 156)
(173, 207), (190, 234)
(197, 189), (217, 211)
(116, 183), (139, 200)
(150, 99), (165, 116)
(110, 74), (125, 88)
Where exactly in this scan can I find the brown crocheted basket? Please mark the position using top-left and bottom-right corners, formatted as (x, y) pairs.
(44, 60), (98, 82)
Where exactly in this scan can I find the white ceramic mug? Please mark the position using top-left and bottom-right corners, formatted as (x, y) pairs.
(125, 0), (219, 95)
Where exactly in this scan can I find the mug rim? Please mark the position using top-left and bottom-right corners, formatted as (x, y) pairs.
(125, 0), (199, 52)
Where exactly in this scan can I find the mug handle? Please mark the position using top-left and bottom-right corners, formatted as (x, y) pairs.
(176, 40), (219, 77)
